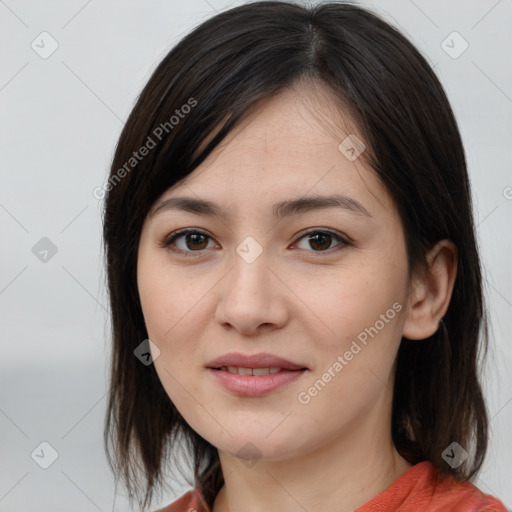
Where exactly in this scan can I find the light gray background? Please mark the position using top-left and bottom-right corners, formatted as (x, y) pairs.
(1, 0), (511, 510)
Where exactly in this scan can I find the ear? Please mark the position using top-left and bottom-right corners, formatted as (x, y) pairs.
(402, 239), (458, 340)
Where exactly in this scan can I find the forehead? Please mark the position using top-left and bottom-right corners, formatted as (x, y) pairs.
(205, 84), (365, 162)
(153, 83), (393, 218)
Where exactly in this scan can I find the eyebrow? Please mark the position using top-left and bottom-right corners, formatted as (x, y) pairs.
(150, 193), (372, 220)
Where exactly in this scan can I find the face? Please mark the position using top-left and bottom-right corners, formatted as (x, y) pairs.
(137, 83), (412, 463)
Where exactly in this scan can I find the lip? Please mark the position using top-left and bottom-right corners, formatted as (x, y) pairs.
(206, 352), (308, 397)
(206, 352), (307, 371)
(208, 368), (307, 396)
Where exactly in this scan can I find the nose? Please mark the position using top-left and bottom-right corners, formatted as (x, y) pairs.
(214, 246), (289, 336)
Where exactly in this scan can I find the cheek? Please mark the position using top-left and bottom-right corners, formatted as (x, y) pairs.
(138, 254), (204, 342)
(137, 254), (208, 386)
(293, 263), (406, 410)
(296, 264), (404, 345)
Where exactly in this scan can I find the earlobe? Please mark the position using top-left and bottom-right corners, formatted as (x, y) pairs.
(401, 239), (458, 341)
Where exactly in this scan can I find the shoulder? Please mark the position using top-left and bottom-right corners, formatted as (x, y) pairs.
(428, 465), (508, 511)
(432, 480), (509, 511)
(156, 488), (210, 512)
(357, 461), (509, 512)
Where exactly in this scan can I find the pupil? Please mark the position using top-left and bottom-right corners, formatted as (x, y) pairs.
(309, 233), (331, 251)
(188, 233), (207, 250)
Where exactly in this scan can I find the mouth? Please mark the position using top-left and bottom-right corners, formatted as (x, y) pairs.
(210, 366), (305, 375)
(206, 352), (308, 372)
(206, 353), (308, 396)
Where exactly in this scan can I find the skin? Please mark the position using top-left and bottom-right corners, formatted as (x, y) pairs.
(137, 81), (457, 512)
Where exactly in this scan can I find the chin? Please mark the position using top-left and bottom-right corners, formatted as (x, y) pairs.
(197, 419), (309, 461)
(216, 437), (297, 463)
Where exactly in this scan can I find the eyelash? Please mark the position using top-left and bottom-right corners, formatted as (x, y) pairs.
(158, 227), (352, 257)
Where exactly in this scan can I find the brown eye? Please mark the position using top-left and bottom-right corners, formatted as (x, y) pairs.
(307, 232), (333, 251)
(159, 228), (350, 257)
(181, 232), (209, 250)
(160, 229), (217, 256)
(294, 230), (350, 253)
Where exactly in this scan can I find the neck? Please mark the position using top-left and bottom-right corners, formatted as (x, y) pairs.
(211, 396), (412, 512)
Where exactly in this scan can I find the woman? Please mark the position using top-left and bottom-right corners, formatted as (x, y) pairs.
(102, 1), (508, 511)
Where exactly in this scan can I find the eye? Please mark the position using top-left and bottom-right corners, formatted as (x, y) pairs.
(159, 228), (351, 257)
(159, 228), (217, 256)
(292, 229), (350, 254)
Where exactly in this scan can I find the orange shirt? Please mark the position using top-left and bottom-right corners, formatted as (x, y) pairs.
(159, 461), (508, 512)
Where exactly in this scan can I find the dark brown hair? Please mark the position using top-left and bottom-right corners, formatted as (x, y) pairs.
(102, 1), (489, 510)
